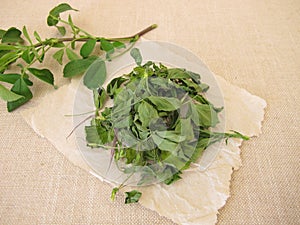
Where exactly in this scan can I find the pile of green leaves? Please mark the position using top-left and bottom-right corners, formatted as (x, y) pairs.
(0, 3), (156, 111)
(85, 48), (249, 204)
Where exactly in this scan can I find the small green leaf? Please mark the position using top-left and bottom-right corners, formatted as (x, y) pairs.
(106, 77), (128, 97)
(71, 41), (76, 49)
(199, 83), (209, 92)
(112, 41), (125, 49)
(53, 49), (64, 65)
(83, 59), (106, 89)
(52, 42), (65, 48)
(21, 49), (34, 64)
(181, 78), (202, 93)
(167, 68), (190, 79)
(63, 56), (98, 77)
(162, 153), (188, 171)
(138, 101), (159, 127)
(0, 83), (24, 102)
(225, 130), (250, 141)
(164, 171), (182, 185)
(56, 26), (66, 36)
(111, 187), (119, 201)
(28, 68), (54, 85)
(175, 118), (194, 140)
(80, 39), (96, 58)
(124, 190), (142, 204)
(130, 48), (142, 66)
(1, 27), (23, 43)
(22, 26), (33, 45)
(85, 125), (102, 146)
(33, 31), (42, 43)
(47, 3), (78, 26)
(24, 80), (33, 86)
(152, 134), (179, 151)
(85, 124), (114, 147)
(0, 73), (32, 86)
(68, 15), (77, 34)
(187, 137), (211, 162)
(93, 89), (100, 109)
(147, 96), (181, 111)
(66, 48), (79, 61)
(155, 130), (186, 143)
(0, 73), (21, 84)
(0, 29), (6, 39)
(7, 78), (33, 112)
(186, 71), (201, 83)
(93, 88), (107, 109)
(100, 38), (114, 55)
(191, 103), (219, 127)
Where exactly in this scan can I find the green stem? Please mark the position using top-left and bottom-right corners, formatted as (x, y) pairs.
(33, 24), (157, 48)
(106, 24), (158, 41)
(118, 172), (135, 190)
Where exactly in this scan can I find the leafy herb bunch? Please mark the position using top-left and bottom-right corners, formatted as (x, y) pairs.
(86, 49), (249, 203)
(0, 3), (156, 111)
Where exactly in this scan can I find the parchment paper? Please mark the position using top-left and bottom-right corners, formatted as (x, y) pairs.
(21, 70), (266, 225)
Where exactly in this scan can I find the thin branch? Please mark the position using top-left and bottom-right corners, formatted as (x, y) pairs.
(66, 114), (94, 139)
(108, 24), (158, 41)
(34, 24), (158, 48)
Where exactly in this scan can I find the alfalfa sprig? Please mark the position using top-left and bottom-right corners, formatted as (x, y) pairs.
(0, 3), (157, 111)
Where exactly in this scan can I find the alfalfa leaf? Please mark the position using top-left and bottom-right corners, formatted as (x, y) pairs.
(137, 101), (159, 127)
(53, 49), (64, 65)
(80, 39), (96, 58)
(0, 83), (24, 102)
(1, 27), (23, 43)
(47, 3), (78, 26)
(66, 48), (79, 61)
(124, 190), (142, 204)
(130, 48), (142, 66)
(83, 59), (106, 90)
(56, 26), (66, 36)
(100, 38), (114, 54)
(63, 56), (98, 77)
(28, 68), (54, 85)
(147, 96), (181, 111)
(7, 78), (33, 112)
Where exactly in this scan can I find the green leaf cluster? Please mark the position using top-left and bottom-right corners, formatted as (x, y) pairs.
(0, 3), (156, 111)
(86, 49), (249, 203)
(125, 190), (142, 204)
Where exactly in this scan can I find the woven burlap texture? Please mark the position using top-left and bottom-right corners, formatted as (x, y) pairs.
(0, 0), (299, 224)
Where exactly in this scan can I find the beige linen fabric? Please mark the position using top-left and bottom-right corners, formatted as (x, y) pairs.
(0, 0), (299, 224)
